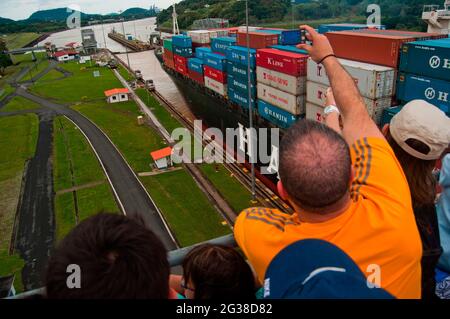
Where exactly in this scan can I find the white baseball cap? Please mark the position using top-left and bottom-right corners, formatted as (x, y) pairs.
(390, 100), (450, 160)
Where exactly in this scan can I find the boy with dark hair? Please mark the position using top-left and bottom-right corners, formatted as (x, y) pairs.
(45, 213), (170, 299)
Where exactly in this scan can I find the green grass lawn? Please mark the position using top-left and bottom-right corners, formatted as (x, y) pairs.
(53, 116), (118, 242)
(3, 33), (40, 50)
(73, 100), (166, 173)
(199, 164), (253, 213)
(30, 61), (123, 103)
(117, 64), (135, 82)
(140, 170), (230, 247)
(0, 114), (39, 293)
(1, 96), (41, 112)
(135, 88), (181, 134)
(0, 84), (14, 102)
(53, 116), (106, 191)
(36, 69), (65, 83)
(20, 58), (50, 82)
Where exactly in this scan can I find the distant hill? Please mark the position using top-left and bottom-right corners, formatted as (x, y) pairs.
(27, 8), (101, 22)
(120, 8), (151, 16)
(0, 17), (13, 23)
(157, 0), (436, 31)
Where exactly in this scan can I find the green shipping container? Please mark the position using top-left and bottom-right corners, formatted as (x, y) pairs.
(163, 39), (173, 52)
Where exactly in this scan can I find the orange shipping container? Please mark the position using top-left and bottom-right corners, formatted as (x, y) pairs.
(236, 32), (279, 49)
(325, 30), (445, 68)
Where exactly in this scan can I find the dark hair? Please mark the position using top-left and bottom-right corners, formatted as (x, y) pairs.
(386, 130), (437, 206)
(182, 244), (256, 300)
(279, 119), (352, 211)
(45, 213), (169, 299)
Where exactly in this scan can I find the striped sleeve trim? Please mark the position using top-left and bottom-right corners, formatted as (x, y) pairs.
(350, 138), (373, 201)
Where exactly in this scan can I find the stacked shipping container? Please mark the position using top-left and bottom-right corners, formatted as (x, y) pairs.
(226, 46), (258, 109)
(306, 58), (396, 124)
(256, 48), (308, 126)
(397, 38), (450, 116)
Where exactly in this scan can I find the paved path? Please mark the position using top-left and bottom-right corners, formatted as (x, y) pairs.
(14, 111), (55, 290)
(16, 87), (178, 250)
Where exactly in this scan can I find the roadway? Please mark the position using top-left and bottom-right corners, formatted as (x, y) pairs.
(15, 87), (178, 251)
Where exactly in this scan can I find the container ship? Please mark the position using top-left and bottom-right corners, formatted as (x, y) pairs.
(156, 22), (450, 192)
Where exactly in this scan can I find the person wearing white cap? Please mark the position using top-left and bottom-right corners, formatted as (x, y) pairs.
(382, 99), (450, 299)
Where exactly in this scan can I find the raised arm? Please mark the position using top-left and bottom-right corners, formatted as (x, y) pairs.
(298, 25), (384, 145)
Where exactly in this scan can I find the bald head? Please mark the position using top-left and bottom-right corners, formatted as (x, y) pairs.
(279, 120), (351, 211)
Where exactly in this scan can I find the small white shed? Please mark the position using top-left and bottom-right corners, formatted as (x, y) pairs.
(150, 147), (173, 170)
(104, 88), (131, 104)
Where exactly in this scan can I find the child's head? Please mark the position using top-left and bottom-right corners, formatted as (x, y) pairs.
(182, 244), (256, 300)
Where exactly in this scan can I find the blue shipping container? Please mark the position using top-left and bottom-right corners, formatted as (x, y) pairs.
(173, 46), (193, 57)
(397, 73), (450, 115)
(227, 61), (256, 83)
(195, 47), (212, 60)
(257, 100), (299, 129)
(203, 52), (227, 72)
(318, 23), (385, 34)
(227, 74), (256, 97)
(228, 87), (256, 109)
(381, 106), (403, 126)
(188, 58), (204, 73)
(172, 35), (192, 48)
(211, 37), (236, 55)
(255, 29), (302, 45)
(227, 46), (257, 68)
(269, 45), (308, 55)
(400, 39), (450, 82)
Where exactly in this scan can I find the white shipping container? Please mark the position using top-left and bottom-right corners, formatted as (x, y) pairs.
(238, 26), (262, 32)
(307, 58), (396, 100)
(215, 30), (230, 37)
(208, 31), (219, 39)
(205, 76), (227, 96)
(256, 67), (306, 96)
(306, 81), (391, 123)
(306, 102), (325, 123)
(257, 82), (305, 115)
(187, 30), (211, 44)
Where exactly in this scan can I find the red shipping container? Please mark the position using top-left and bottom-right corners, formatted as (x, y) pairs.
(325, 31), (445, 68)
(188, 69), (204, 85)
(163, 51), (175, 69)
(236, 32), (279, 49)
(204, 65), (227, 84)
(346, 29), (448, 41)
(256, 49), (308, 77)
(174, 54), (188, 75)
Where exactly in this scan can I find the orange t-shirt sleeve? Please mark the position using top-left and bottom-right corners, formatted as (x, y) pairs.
(350, 137), (412, 212)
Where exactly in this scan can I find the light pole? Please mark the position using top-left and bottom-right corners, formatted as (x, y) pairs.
(244, 0), (256, 200)
(101, 16), (107, 49)
(120, 15), (131, 69)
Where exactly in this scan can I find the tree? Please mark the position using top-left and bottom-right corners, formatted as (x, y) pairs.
(0, 39), (13, 76)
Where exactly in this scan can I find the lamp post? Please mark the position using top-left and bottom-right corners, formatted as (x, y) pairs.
(120, 13), (131, 69)
(243, 0), (256, 201)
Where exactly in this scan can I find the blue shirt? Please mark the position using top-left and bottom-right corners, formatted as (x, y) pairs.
(438, 155), (450, 273)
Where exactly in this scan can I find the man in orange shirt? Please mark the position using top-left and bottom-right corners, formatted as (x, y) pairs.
(234, 25), (422, 299)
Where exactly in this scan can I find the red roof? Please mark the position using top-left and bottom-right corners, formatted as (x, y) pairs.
(104, 88), (130, 97)
(150, 147), (173, 161)
(65, 42), (77, 47)
(53, 50), (77, 58)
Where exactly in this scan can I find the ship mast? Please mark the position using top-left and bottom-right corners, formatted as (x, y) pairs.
(172, 3), (180, 35)
(422, 0), (450, 34)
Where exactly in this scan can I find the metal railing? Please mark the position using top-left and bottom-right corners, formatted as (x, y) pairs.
(5, 234), (236, 299)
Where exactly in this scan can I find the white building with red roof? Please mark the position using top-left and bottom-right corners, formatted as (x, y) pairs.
(104, 88), (131, 104)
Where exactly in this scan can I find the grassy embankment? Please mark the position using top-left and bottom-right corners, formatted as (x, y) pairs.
(30, 60), (230, 247)
(3, 33), (41, 50)
(0, 96), (41, 112)
(134, 88), (253, 214)
(0, 114), (39, 293)
(53, 116), (119, 242)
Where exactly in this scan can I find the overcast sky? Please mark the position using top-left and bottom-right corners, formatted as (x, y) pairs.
(0, 0), (183, 20)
